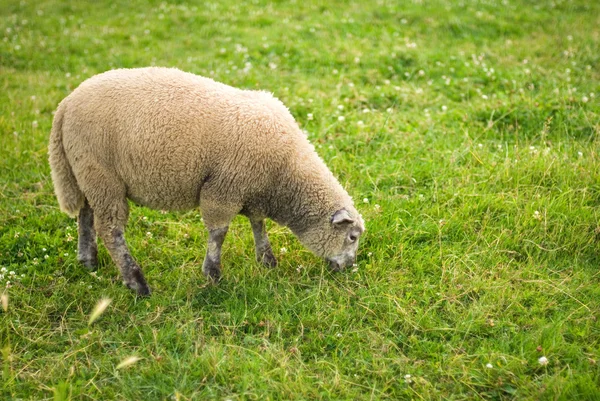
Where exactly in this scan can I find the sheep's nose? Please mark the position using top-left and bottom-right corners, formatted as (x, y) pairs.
(327, 259), (342, 271)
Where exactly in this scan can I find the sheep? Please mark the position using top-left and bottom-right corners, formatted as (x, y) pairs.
(48, 67), (365, 296)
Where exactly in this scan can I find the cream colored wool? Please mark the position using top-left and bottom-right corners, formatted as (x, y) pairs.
(49, 67), (364, 292)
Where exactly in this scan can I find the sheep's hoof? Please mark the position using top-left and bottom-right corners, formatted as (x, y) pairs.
(125, 280), (152, 297)
(202, 259), (221, 283)
(78, 257), (98, 271)
(258, 251), (277, 268)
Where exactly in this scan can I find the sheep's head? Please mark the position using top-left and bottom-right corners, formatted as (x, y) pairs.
(296, 207), (365, 271)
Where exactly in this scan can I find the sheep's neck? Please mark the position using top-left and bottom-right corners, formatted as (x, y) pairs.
(267, 157), (347, 235)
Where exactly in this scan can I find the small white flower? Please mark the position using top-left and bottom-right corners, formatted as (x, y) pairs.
(578, 151), (583, 157)
(336, 333), (342, 338)
(482, 94), (488, 100)
(146, 231), (152, 238)
(533, 210), (541, 220)
(307, 113), (313, 120)
(357, 120), (364, 126)
(582, 96), (589, 103)
(367, 252), (373, 257)
(337, 105), (344, 110)
(32, 120), (38, 128)
(363, 198), (369, 203)
(404, 374), (412, 383)
(338, 116), (345, 121)
(418, 69), (425, 76)
(441, 105), (447, 112)
(486, 363), (493, 369)
(538, 356), (549, 366)
(64, 253), (69, 257)
(280, 247), (287, 254)
(44, 255), (49, 259)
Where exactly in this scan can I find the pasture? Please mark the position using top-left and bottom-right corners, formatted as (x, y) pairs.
(1, 0), (599, 399)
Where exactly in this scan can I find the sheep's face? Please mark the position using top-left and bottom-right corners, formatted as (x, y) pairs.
(298, 208), (365, 271)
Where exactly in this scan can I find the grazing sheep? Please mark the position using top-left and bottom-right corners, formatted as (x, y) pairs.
(48, 67), (365, 295)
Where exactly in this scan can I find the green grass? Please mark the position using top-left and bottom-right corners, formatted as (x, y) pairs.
(1, 0), (599, 399)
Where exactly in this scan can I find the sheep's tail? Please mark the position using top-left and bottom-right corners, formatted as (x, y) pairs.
(48, 102), (84, 217)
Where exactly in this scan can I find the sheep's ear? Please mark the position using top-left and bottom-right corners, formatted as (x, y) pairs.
(332, 209), (354, 226)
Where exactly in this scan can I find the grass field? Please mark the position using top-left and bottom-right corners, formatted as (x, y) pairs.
(1, 0), (600, 399)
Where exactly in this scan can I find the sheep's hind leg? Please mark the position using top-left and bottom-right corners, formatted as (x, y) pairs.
(202, 226), (228, 282)
(77, 199), (98, 270)
(250, 219), (277, 267)
(82, 170), (150, 296)
(97, 225), (151, 296)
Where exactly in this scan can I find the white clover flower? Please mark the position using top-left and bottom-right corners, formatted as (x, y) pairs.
(338, 116), (345, 121)
(538, 356), (549, 366)
(418, 69), (425, 76)
(404, 374), (412, 383)
(441, 105), (447, 112)
(146, 231), (152, 238)
(64, 253), (69, 257)
(582, 96), (589, 103)
(280, 247), (287, 254)
(363, 198), (369, 204)
(578, 151), (583, 157)
(307, 113), (313, 120)
(337, 105), (344, 110)
(357, 120), (364, 126)
(486, 363), (493, 369)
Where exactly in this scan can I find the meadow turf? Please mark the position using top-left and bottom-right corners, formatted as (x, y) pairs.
(1, 0), (600, 399)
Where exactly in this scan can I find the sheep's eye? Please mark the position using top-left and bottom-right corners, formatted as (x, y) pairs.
(349, 234), (358, 242)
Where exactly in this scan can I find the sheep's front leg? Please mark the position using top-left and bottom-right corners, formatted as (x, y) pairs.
(202, 226), (228, 282)
(250, 219), (277, 267)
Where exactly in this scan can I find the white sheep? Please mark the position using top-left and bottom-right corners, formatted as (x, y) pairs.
(48, 67), (365, 295)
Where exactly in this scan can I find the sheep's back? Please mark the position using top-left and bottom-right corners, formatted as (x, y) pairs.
(59, 67), (301, 212)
